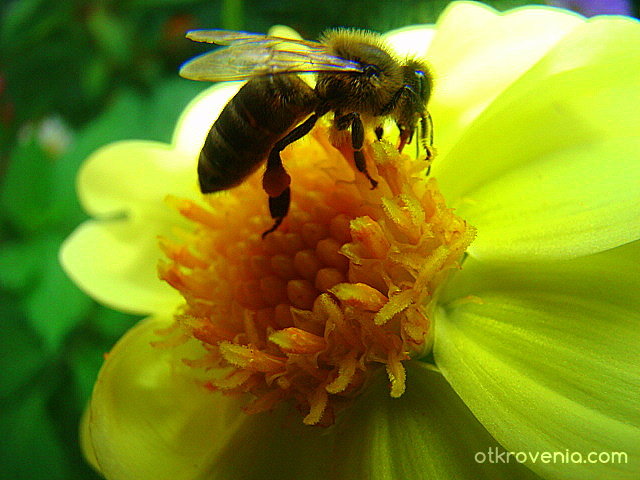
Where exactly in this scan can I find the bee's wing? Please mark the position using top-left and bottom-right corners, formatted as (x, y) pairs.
(185, 29), (324, 48)
(180, 31), (364, 82)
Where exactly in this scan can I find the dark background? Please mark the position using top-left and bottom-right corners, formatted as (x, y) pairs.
(1, 1), (638, 479)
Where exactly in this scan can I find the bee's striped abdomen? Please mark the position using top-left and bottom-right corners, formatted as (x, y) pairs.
(198, 75), (317, 193)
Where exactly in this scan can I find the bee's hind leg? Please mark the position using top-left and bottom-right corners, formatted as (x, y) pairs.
(262, 187), (290, 238)
(262, 113), (320, 237)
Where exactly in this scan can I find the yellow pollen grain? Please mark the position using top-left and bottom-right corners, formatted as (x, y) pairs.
(259, 275), (288, 306)
(315, 267), (345, 292)
(250, 255), (272, 277)
(279, 232), (305, 254)
(301, 222), (329, 247)
(287, 279), (318, 310)
(316, 237), (349, 270)
(235, 280), (267, 310)
(273, 303), (294, 328)
(329, 214), (352, 244)
(293, 249), (321, 281)
(270, 254), (298, 279)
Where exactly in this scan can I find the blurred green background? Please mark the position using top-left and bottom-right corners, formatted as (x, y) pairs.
(0, 1), (638, 478)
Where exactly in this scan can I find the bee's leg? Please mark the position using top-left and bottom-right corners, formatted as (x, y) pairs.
(262, 187), (290, 238)
(396, 124), (413, 153)
(348, 113), (378, 189)
(380, 85), (411, 151)
(262, 113), (319, 237)
(334, 112), (354, 131)
(421, 112), (434, 163)
(380, 86), (406, 116)
(335, 113), (377, 188)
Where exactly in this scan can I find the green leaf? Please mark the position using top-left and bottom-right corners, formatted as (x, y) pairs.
(143, 78), (208, 142)
(91, 306), (140, 341)
(47, 80), (204, 231)
(0, 235), (55, 291)
(0, 298), (49, 399)
(127, 0), (200, 6)
(3, 31), (92, 123)
(0, 0), (48, 45)
(86, 9), (133, 66)
(82, 56), (112, 102)
(0, 386), (72, 479)
(25, 235), (94, 352)
(67, 338), (107, 407)
(0, 140), (57, 234)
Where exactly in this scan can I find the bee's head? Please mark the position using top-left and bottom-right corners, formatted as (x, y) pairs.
(393, 60), (433, 152)
(401, 60), (432, 107)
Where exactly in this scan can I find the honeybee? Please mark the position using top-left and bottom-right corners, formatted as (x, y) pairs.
(180, 29), (433, 236)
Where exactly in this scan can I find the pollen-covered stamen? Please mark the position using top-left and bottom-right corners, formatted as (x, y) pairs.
(269, 327), (327, 354)
(158, 125), (475, 425)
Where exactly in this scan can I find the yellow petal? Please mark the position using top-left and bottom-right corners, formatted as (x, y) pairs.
(384, 25), (435, 59)
(332, 363), (542, 480)
(172, 82), (242, 159)
(427, 1), (583, 159)
(79, 406), (99, 473)
(60, 218), (182, 314)
(435, 240), (640, 479)
(433, 16), (640, 260)
(85, 316), (245, 480)
(268, 25), (304, 40)
(460, 137), (640, 261)
(64, 83), (240, 313)
(436, 14), (640, 204)
(77, 141), (195, 218)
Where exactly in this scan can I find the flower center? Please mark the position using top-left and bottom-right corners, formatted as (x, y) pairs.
(159, 125), (475, 425)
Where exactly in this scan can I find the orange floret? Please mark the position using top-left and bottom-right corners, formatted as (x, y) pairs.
(158, 125), (475, 425)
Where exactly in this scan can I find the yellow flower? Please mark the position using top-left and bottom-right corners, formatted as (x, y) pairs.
(62, 2), (640, 479)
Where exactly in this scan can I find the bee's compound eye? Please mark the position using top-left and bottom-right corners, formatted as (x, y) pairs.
(414, 70), (431, 101)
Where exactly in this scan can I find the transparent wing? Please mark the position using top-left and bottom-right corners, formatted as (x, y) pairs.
(186, 29), (324, 49)
(180, 30), (364, 82)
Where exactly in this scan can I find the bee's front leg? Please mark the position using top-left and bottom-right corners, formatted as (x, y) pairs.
(335, 112), (378, 189)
